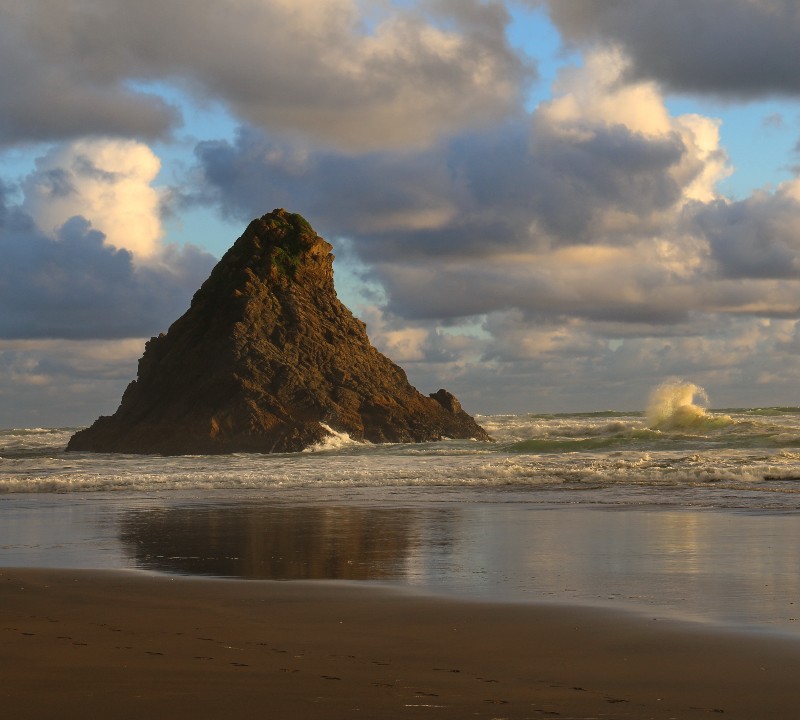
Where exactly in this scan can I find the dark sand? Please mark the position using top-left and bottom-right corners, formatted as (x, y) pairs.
(2, 568), (799, 719)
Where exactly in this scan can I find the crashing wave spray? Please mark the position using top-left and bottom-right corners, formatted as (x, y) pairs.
(646, 380), (729, 430)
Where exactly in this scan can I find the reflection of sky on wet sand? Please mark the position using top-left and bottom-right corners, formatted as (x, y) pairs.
(430, 507), (800, 634)
(2, 493), (799, 635)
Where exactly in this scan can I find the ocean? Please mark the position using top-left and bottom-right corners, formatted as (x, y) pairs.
(4, 381), (800, 506)
(3, 381), (800, 636)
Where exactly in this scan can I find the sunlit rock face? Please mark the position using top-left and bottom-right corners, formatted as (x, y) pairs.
(67, 209), (489, 454)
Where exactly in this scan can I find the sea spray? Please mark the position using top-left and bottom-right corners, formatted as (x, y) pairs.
(646, 380), (731, 430)
(303, 423), (365, 452)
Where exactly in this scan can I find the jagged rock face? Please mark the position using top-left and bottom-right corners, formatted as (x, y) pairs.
(67, 209), (490, 454)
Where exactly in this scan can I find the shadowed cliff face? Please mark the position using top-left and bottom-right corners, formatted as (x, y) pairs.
(67, 209), (490, 454)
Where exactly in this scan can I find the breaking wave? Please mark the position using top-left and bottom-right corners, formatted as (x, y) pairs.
(303, 423), (365, 452)
(5, 408), (800, 507)
(646, 380), (732, 431)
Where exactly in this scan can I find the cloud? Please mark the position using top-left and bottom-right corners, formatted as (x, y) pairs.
(1, 0), (530, 152)
(186, 45), (800, 411)
(0, 150), (215, 422)
(531, 0), (800, 98)
(192, 50), (744, 327)
(6, 1), (800, 417)
(0, 3), (179, 146)
(763, 112), (786, 129)
(696, 179), (800, 280)
(22, 138), (165, 257)
(384, 313), (800, 414)
(0, 187), (215, 340)
(0, 338), (143, 426)
(194, 52), (706, 263)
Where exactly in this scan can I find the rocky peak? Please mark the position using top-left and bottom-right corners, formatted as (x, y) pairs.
(209, 209), (333, 287)
(67, 209), (490, 454)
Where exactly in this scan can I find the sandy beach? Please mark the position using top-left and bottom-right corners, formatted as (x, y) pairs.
(3, 567), (799, 719)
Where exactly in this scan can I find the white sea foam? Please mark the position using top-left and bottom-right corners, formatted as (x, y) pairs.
(3, 410), (800, 507)
(303, 423), (365, 452)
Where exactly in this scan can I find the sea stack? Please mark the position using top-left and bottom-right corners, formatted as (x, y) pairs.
(67, 209), (490, 454)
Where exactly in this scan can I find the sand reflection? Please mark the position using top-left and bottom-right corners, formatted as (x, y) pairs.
(119, 504), (430, 580)
(111, 500), (800, 633)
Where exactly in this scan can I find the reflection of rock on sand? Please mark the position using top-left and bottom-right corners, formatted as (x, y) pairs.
(119, 504), (422, 580)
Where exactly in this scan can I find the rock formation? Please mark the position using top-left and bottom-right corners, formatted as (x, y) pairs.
(67, 209), (490, 454)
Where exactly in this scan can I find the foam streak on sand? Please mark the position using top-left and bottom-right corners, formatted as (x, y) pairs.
(2, 569), (799, 720)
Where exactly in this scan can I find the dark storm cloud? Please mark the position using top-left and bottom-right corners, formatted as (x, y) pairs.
(0, 0), (530, 151)
(532, 0), (800, 97)
(0, 190), (215, 339)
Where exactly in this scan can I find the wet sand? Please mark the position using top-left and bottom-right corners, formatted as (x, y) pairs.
(2, 568), (799, 719)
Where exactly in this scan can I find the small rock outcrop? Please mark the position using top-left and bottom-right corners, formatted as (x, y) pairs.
(67, 209), (490, 454)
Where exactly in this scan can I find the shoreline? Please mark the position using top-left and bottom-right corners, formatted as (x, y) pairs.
(5, 496), (800, 637)
(3, 568), (799, 719)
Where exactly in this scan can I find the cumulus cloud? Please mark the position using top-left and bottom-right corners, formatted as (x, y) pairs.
(194, 51), (709, 266)
(6, 0), (800, 416)
(0, 144), (216, 422)
(697, 179), (800, 279)
(187, 44), (800, 410)
(192, 50), (745, 325)
(0, 0), (530, 152)
(531, 0), (800, 98)
(0, 186), (215, 340)
(0, 2), (180, 146)
(22, 138), (165, 257)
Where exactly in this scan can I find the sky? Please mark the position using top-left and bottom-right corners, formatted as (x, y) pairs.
(3, 0), (800, 427)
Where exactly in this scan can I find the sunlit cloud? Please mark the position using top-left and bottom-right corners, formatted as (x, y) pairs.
(22, 138), (164, 258)
(0, 0), (530, 152)
(0, 176), (215, 340)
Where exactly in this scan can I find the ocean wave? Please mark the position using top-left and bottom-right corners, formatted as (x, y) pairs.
(645, 380), (734, 431)
(504, 435), (638, 454)
(736, 407), (800, 417)
(303, 423), (366, 453)
(4, 409), (800, 508)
